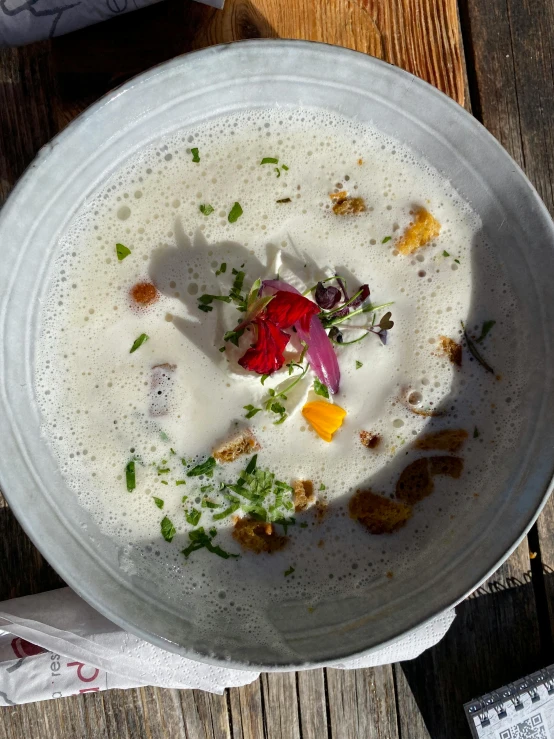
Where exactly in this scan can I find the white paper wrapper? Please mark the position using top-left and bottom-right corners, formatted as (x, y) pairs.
(0, 0), (224, 48)
(0, 587), (455, 705)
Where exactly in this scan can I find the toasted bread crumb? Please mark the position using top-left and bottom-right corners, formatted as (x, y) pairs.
(415, 429), (468, 453)
(386, 571), (394, 579)
(131, 281), (159, 306)
(213, 430), (260, 463)
(232, 517), (288, 553)
(429, 455), (464, 479)
(332, 196), (366, 215)
(293, 480), (314, 512)
(438, 335), (462, 367)
(330, 190), (348, 201)
(396, 458), (434, 505)
(397, 207), (441, 255)
(358, 158), (363, 165)
(349, 489), (412, 535)
(360, 430), (381, 449)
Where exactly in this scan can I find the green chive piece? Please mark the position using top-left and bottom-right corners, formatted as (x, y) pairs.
(284, 566), (295, 577)
(129, 333), (149, 354)
(125, 461), (136, 492)
(191, 148), (200, 163)
(381, 236), (392, 244)
(186, 457), (216, 478)
(175, 480), (186, 486)
(161, 516), (176, 542)
(116, 243), (131, 261)
(199, 204), (214, 216)
(261, 157), (278, 165)
(355, 360), (363, 369)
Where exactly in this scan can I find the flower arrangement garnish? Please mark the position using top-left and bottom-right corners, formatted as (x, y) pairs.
(199, 271), (394, 425)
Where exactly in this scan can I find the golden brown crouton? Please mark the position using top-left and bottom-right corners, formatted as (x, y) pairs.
(131, 281), (159, 306)
(438, 335), (462, 367)
(332, 197), (366, 215)
(397, 207), (441, 255)
(360, 431), (381, 449)
(293, 480), (314, 512)
(232, 517), (288, 553)
(212, 430), (260, 463)
(429, 456), (464, 479)
(396, 458), (434, 505)
(349, 489), (412, 535)
(415, 429), (468, 453)
(330, 190), (348, 201)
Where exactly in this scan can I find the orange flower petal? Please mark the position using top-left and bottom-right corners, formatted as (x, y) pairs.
(302, 400), (347, 442)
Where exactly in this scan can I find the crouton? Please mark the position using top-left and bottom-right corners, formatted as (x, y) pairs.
(293, 480), (314, 512)
(330, 190), (348, 201)
(232, 517), (288, 553)
(213, 430), (260, 463)
(332, 196), (366, 215)
(130, 281), (159, 306)
(349, 489), (412, 535)
(397, 207), (441, 255)
(429, 456), (464, 479)
(360, 431), (381, 449)
(438, 335), (462, 367)
(415, 429), (468, 453)
(396, 458), (434, 505)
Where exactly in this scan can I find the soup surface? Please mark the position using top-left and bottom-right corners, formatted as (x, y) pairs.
(36, 108), (524, 655)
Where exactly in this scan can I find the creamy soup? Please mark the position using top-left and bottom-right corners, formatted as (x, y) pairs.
(35, 108), (524, 654)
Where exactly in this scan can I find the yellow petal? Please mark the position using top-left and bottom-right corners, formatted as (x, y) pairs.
(302, 400), (347, 442)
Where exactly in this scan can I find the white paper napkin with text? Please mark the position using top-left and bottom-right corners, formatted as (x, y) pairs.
(0, 587), (455, 705)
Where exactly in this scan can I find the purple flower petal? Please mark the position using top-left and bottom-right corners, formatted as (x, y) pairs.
(314, 282), (341, 309)
(349, 284), (370, 310)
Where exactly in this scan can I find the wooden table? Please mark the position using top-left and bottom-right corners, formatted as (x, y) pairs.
(1, 1), (553, 736)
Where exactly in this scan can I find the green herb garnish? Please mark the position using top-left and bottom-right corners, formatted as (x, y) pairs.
(215, 262), (227, 276)
(125, 461), (136, 492)
(175, 480), (186, 486)
(185, 508), (201, 526)
(382, 236), (392, 244)
(313, 378), (329, 399)
(161, 516), (176, 542)
(186, 456), (217, 478)
(473, 427), (480, 439)
(228, 202), (243, 223)
(261, 157), (278, 165)
(454, 259), (460, 264)
(476, 320), (496, 343)
(160, 480), (168, 485)
(461, 321), (495, 374)
(191, 148), (200, 163)
(276, 197), (291, 204)
(116, 243), (131, 261)
(182, 527), (239, 560)
(153, 497), (164, 509)
(244, 404), (262, 419)
(157, 468), (170, 475)
(275, 168), (281, 178)
(202, 499), (220, 509)
(129, 333), (149, 354)
(284, 566), (295, 577)
(281, 164), (289, 171)
(213, 499), (241, 520)
(199, 204), (214, 216)
(319, 484), (326, 491)
(299, 522), (308, 528)
(355, 360), (363, 369)
(224, 328), (246, 346)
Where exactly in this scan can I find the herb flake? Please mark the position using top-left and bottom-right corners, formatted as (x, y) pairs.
(215, 262), (227, 276)
(313, 378), (329, 399)
(461, 321), (495, 374)
(244, 404), (262, 419)
(182, 527), (239, 559)
(161, 516), (176, 542)
(199, 204), (214, 216)
(261, 157), (278, 165)
(153, 497), (164, 509)
(129, 333), (149, 354)
(116, 243), (131, 261)
(125, 461), (136, 492)
(284, 566), (295, 577)
(185, 508), (201, 526)
(476, 320), (496, 343)
(382, 236), (392, 244)
(191, 147), (200, 163)
(228, 202), (243, 223)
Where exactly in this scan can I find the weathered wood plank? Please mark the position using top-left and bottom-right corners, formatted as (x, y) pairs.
(295, 669), (329, 739)
(227, 680), (266, 739)
(178, 689), (232, 739)
(261, 673), (301, 739)
(325, 665), (399, 739)
(396, 541), (542, 737)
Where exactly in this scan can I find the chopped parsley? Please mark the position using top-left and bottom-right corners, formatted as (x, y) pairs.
(125, 461), (136, 492)
(129, 333), (149, 354)
(442, 250), (450, 257)
(228, 202), (243, 223)
(275, 168), (281, 178)
(213, 499), (241, 520)
(160, 516), (176, 542)
(319, 483), (326, 491)
(215, 262), (227, 276)
(355, 360), (363, 369)
(281, 164), (289, 171)
(153, 497), (164, 509)
(199, 204), (214, 216)
(476, 320), (496, 343)
(197, 293), (232, 313)
(244, 404), (262, 419)
(175, 480), (186, 486)
(186, 456), (216, 478)
(160, 480), (168, 485)
(157, 467), (170, 475)
(226, 455), (294, 524)
(382, 236), (392, 244)
(116, 243), (131, 261)
(260, 157), (278, 165)
(473, 427), (480, 438)
(224, 328), (246, 346)
(190, 147), (200, 163)
(454, 258), (460, 264)
(201, 499), (220, 509)
(276, 197), (291, 204)
(182, 527), (239, 559)
(461, 321), (495, 374)
(284, 566), (295, 577)
(313, 378), (329, 398)
(185, 508), (201, 526)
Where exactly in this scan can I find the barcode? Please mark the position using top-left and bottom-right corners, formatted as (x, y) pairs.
(499, 713), (550, 739)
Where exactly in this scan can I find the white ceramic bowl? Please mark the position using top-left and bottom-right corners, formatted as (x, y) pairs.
(1, 40), (553, 669)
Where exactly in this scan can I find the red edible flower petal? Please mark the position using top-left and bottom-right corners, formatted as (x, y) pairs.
(265, 290), (320, 331)
(238, 318), (291, 375)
